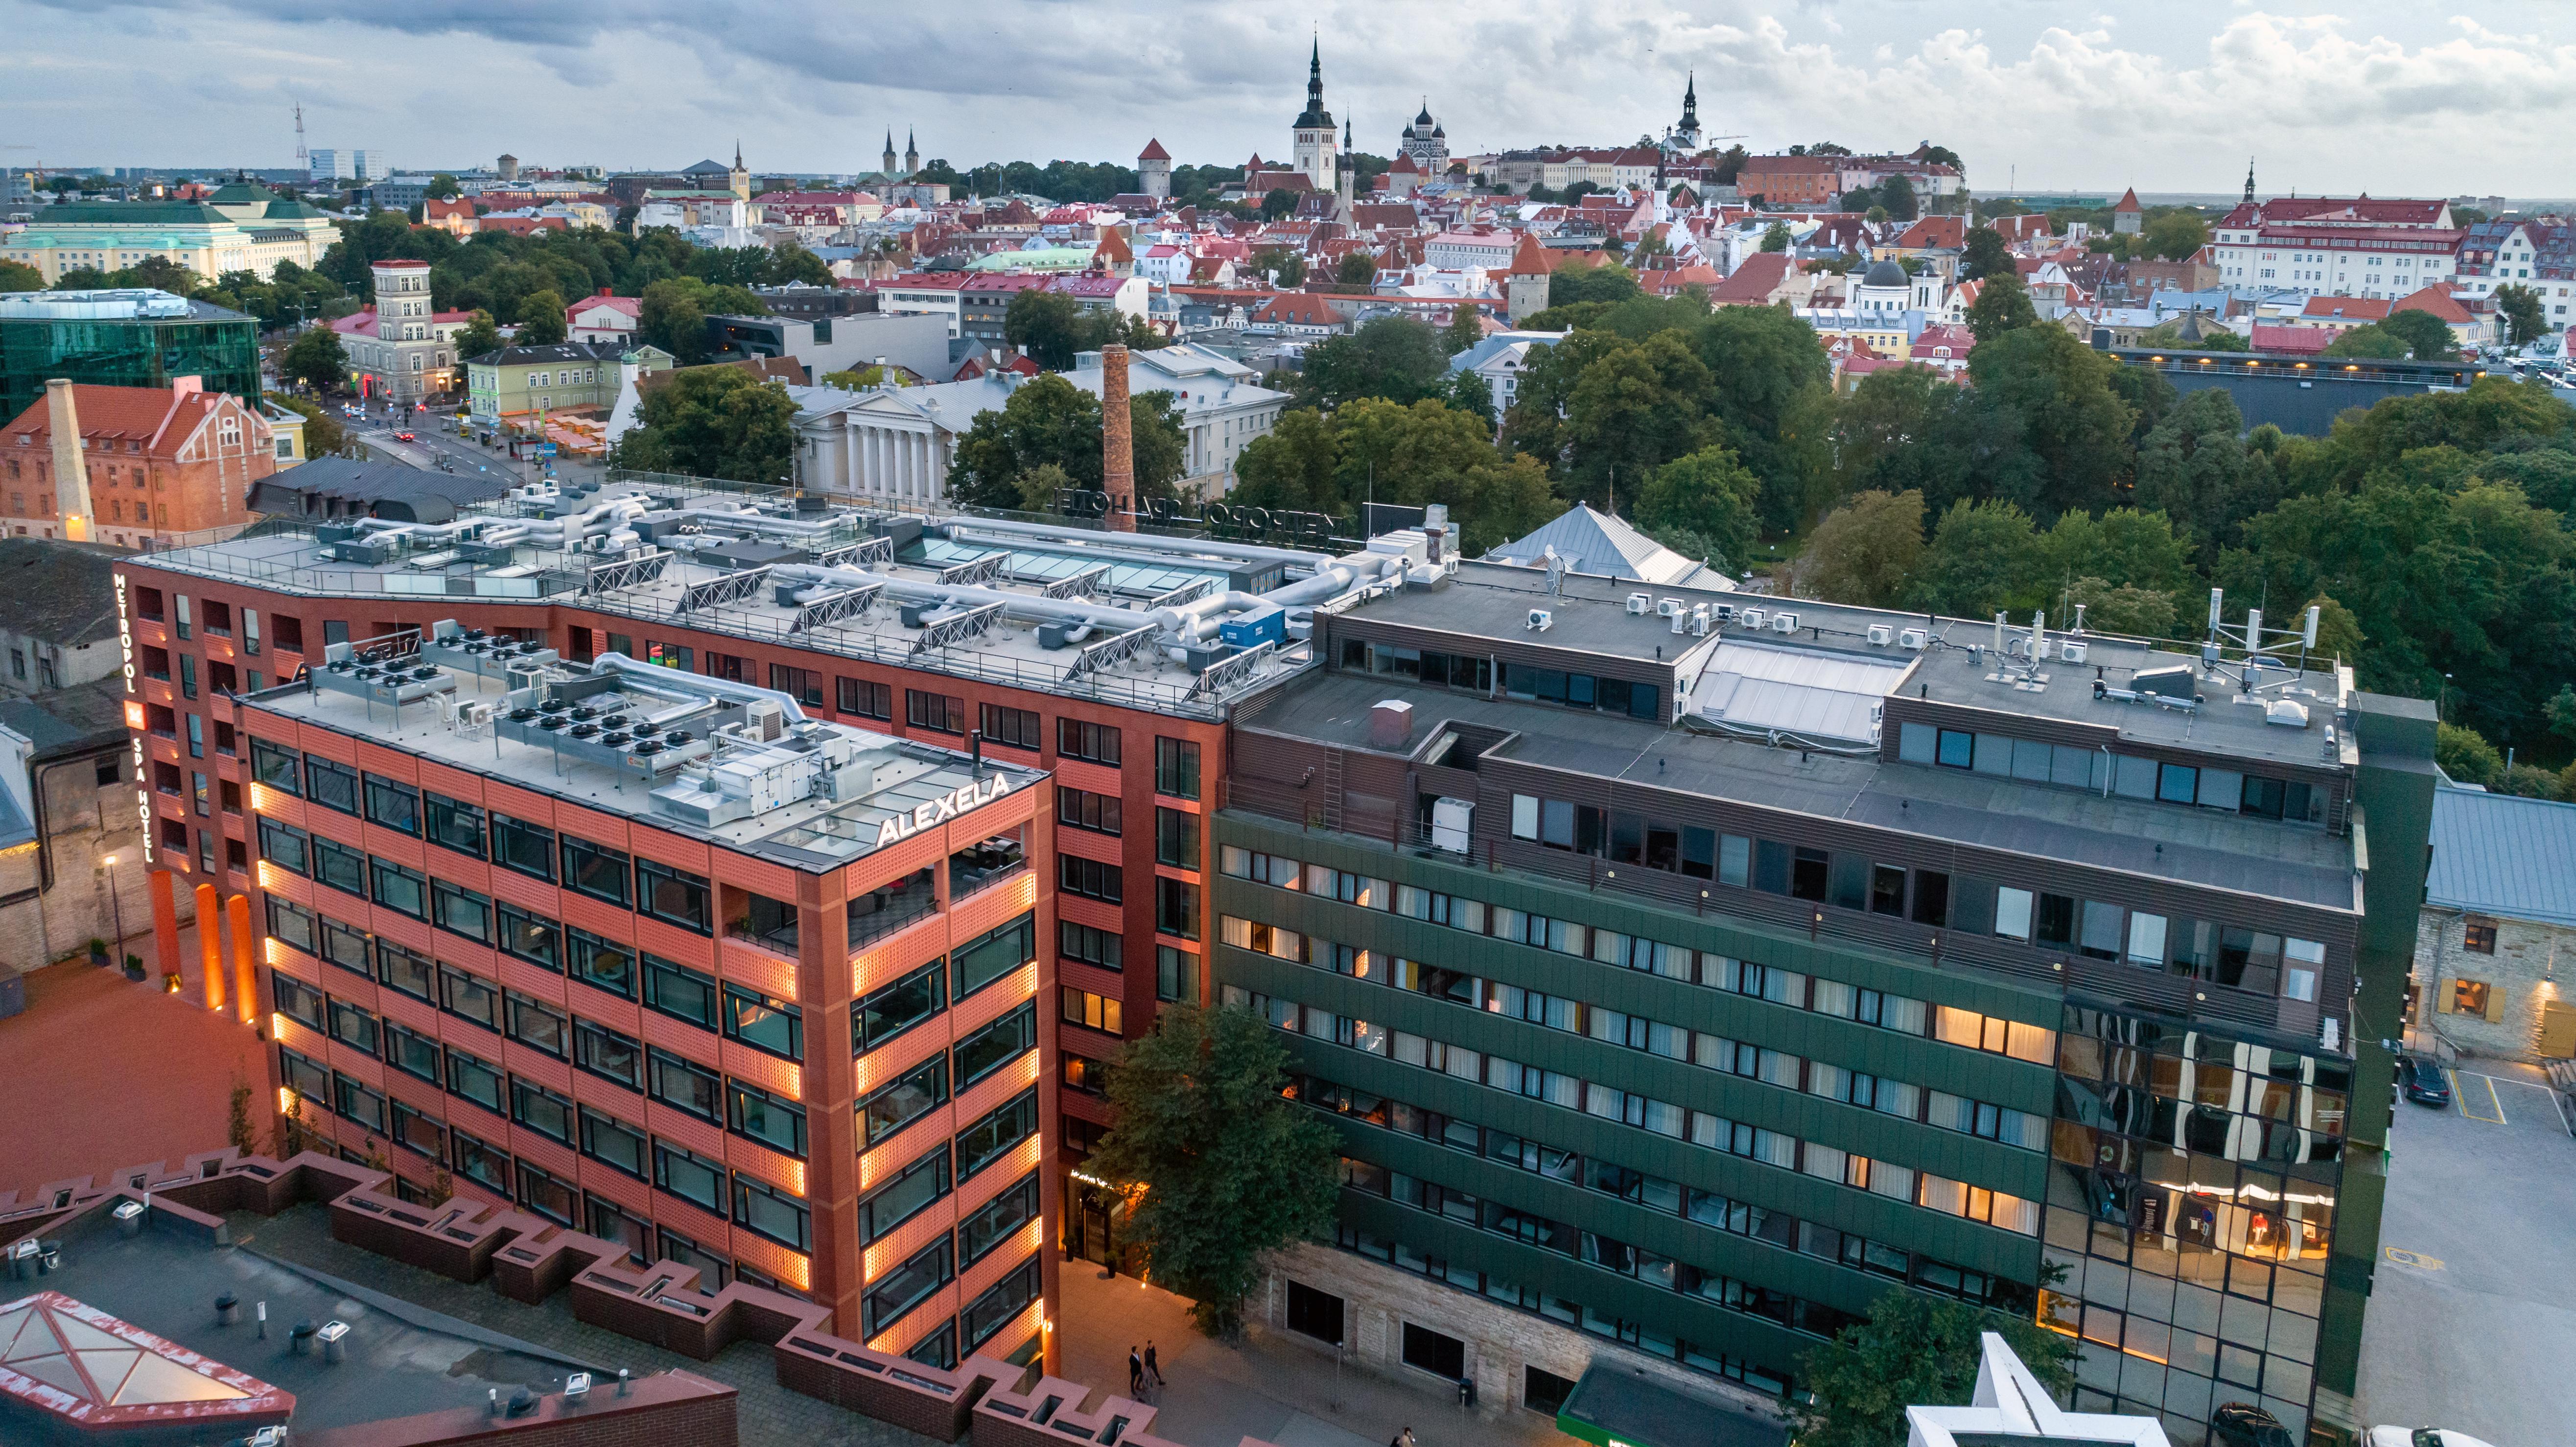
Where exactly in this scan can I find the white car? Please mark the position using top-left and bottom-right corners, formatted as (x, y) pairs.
(2368, 1428), (2503, 1447)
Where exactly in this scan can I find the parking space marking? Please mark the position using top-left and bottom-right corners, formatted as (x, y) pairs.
(2384, 1247), (2445, 1270)
(2450, 1069), (2508, 1123)
(2458, 1071), (2574, 1135)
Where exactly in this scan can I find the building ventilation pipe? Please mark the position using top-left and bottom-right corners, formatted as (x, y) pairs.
(592, 652), (810, 723)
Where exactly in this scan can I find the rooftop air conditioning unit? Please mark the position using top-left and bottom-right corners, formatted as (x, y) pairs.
(1897, 628), (1928, 650)
(1772, 611), (1798, 633)
(1688, 605), (1712, 636)
(1626, 592), (1652, 615)
(1656, 598), (1684, 618)
(1867, 624), (1894, 647)
(746, 699), (786, 741)
(1526, 609), (1552, 632)
(2060, 640), (2088, 665)
(1739, 608), (1766, 630)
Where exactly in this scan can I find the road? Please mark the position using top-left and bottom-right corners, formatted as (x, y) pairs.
(332, 400), (605, 487)
(2353, 1060), (2576, 1447)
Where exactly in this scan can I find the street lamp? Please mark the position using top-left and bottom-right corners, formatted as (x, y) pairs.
(101, 853), (126, 964)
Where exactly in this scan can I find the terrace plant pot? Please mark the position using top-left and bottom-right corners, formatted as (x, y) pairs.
(89, 938), (110, 965)
(123, 955), (146, 981)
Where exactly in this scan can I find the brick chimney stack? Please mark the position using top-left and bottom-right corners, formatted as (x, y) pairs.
(1099, 343), (1134, 531)
(45, 379), (94, 542)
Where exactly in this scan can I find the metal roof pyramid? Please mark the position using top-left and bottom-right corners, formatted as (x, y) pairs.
(1484, 502), (1730, 586)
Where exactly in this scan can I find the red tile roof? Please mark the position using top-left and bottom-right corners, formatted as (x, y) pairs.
(2, 382), (250, 457)
(1253, 293), (1341, 327)
(1137, 138), (1171, 162)
(2392, 285), (2472, 325)
(2112, 188), (2142, 213)
(2299, 296), (2392, 322)
(1709, 252), (1795, 304)
(1892, 216), (1967, 250)
(2249, 325), (2333, 354)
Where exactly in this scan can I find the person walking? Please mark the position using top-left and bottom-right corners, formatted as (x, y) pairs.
(1389, 1429), (1416, 1447)
(1143, 1340), (1162, 1389)
(1128, 1346), (1145, 1396)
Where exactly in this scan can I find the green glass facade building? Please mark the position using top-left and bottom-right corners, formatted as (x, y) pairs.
(1207, 563), (2431, 1447)
(0, 290), (260, 425)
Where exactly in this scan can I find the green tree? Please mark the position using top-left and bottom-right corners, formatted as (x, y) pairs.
(2436, 722), (2505, 787)
(1127, 390), (1189, 503)
(2134, 387), (2264, 561)
(1230, 408), (1341, 513)
(1700, 304), (1834, 530)
(1004, 288), (1086, 371)
(1445, 368), (1495, 425)
(1799, 489), (1926, 607)
(1634, 446), (1762, 570)
(609, 367), (798, 484)
(515, 288), (567, 345)
(1959, 227), (2013, 282)
(1549, 258), (1642, 309)
(1966, 272), (2037, 342)
(2549, 683), (2576, 747)
(1442, 303), (1485, 355)
(1016, 460), (1075, 515)
(1259, 187), (1299, 221)
(1965, 324), (2137, 519)
(944, 373), (1186, 508)
(1335, 251), (1376, 286)
(2142, 210), (2209, 262)
(453, 309), (502, 362)
(426, 173), (461, 200)
(2062, 577), (2178, 635)
(227, 1079), (257, 1157)
(1250, 246), (1307, 287)
(1087, 1004), (1340, 1338)
(1759, 222), (1791, 253)
(2494, 284), (2547, 346)
(1878, 175), (1919, 222)
(2323, 324), (2411, 360)
(2379, 308), (2462, 361)
(281, 326), (348, 393)
(634, 277), (761, 364)
(1297, 315), (1452, 409)
(0, 259), (46, 292)
(1790, 1287), (2078, 1447)
(1909, 498), (2043, 617)
(271, 396), (359, 460)
(1563, 330), (1717, 506)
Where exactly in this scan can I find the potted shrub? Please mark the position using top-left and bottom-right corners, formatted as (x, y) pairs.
(122, 952), (146, 981)
(89, 937), (109, 966)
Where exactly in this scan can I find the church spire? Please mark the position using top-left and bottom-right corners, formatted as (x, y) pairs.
(2243, 156), (2256, 204)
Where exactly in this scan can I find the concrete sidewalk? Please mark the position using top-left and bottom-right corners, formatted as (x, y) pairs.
(1055, 1262), (1568, 1447)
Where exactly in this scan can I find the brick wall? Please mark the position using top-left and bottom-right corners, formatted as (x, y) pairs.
(295, 1368), (736, 1447)
(2413, 907), (2573, 1061)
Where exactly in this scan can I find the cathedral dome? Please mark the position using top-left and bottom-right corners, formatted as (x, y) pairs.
(1861, 259), (1908, 288)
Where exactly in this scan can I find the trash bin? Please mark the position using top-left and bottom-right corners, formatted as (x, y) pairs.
(6, 1240), (34, 1280)
(317, 1320), (349, 1365)
(215, 1293), (238, 1326)
(289, 1321), (316, 1355)
(36, 1241), (61, 1274)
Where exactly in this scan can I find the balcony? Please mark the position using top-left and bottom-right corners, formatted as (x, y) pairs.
(947, 828), (1028, 905)
(727, 890), (799, 958)
(847, 867), (937, 950)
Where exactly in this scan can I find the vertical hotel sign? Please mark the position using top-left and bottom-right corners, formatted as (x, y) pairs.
(114, 572), (152, 864)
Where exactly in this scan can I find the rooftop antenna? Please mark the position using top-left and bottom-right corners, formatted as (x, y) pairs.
(2200, 586), (2318, 693)
(1543, 544), (1569, 597)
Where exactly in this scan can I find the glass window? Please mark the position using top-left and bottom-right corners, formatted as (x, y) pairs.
(959, 1172), (1039, 1265)
(1056, 717), (1122, 765)
(506, 991), (569, 1057)
(1057, 786), (1122, 835)
(392, 1098), (443, 1157)
(864, 1237), (953, 1336)
(728, 1081), (809, 1157)
(431, 878), (492, 943)
(1154, 807), (1200, 867)
(722, 985), (802, 1061)
(517, 1162), (577, 1226)
(327, 996), (377, 1054)
(258, 818), (310, 876)
(2127, 912), (2169, 966)
(653, 1138), (725, 1211)
(445, 1048), (504, 1112)
(957, 1089), (1038, 1180)
(491, 813), (555, 881)
(1154, 737), (1200, 799)
(561, 836), (631, 906)
(963, 1255), (1040, 1350)
(313, 836), (365, 896)
(424, 792), (484, 857)
(643, 954), (717, 1027)
(364, 773), (421, 835)
(300, 754), (353, 810)
(855, 961), (946, 1052)
(2157, 762), (2200, 805)
(250, 739), (302, 794)
(510, 1075), (574, 1143)
(1155, 876), (1200, 940)
(647, 1048), (722, 1121)
(272, 969), (326, 1027)
(452, 1130), (511, 1194)
(954, 911), (1036, 1000)
(637, 858), (710, 933)
(573, 1016), (642, 1090)
(319, 917), (371, 976)
(498, 902), (561, 971)
(859, 1054), (948, 1148)
(370, 856), (427, 918)
(861, 1146), (951, 1242)
(440, 965), (499, 1030)
(957, 1002), (1037, 1086)
(1156, 945), (1199, 1004)
(377, 939), (434, 1001)
(266, 898), (318, 956)
(579, 1106), (647, 1178)
(1994, 887), (2033, 941)
(2078, 900), (2125, 959)
(568, 928), (635, 997)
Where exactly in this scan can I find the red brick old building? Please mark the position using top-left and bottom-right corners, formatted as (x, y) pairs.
(3, 378), (276, 547)
(110, 483), (1395, 1303)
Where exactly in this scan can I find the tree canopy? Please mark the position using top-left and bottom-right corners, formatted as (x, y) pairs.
(1086, 1004), (1340, 1338)
(1232, 397), (1556, 552)
(945, 373), (1188, 510)
(609, 367), (798, 484)
(1789, 1287), (2078, 1447)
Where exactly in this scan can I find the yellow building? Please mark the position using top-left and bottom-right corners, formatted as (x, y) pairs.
(0, 182), (340, 284)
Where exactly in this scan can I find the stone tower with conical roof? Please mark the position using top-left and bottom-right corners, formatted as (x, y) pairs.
(1290, 38), (1338, 191)
(882, 131), (897, 176)
(904, 129), (918, 175)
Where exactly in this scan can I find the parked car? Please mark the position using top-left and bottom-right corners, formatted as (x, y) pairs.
(2368, 1428), (2502, 1447)
(2398, 1056), (2453, 1107)
(2212, 1403), (2295, 1447)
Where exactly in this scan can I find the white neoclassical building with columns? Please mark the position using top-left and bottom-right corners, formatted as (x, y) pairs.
(788, 343), (1287, 505)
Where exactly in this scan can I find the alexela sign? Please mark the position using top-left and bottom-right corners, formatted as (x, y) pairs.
(874, 773), (1014, 849)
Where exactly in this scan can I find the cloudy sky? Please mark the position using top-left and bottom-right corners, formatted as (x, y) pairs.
(9, 1), (2572, 197)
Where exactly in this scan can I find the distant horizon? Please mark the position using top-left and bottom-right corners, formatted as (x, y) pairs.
(7, 2), (2570, 195)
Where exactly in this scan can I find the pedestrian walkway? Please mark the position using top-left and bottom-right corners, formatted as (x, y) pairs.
(1055, 1265), (1566, 1447)
(0, 929), (269, 1190)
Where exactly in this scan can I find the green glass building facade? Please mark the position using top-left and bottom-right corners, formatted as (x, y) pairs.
(0, 293), (260, 424)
